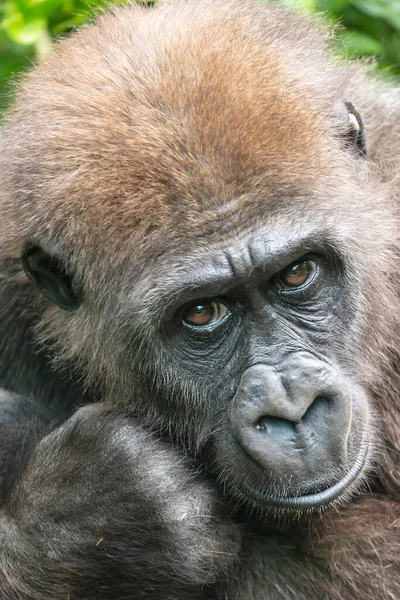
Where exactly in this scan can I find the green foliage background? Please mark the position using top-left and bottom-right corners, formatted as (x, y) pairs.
(1, 0), (400, 114)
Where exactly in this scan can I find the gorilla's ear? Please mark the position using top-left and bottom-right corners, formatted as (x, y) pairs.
(341, 101), (367, 156)
(21, 243), (81, 311)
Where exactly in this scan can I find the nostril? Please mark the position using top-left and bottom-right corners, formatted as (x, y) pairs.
(254, 396), (332, 438)
(255, 416), (296, 442)
(303, 396), (331, 426)
(255, 418), (268, 432)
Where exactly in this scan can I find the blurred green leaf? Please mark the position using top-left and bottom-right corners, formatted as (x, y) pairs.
(6, 18), (47, 45)
(316, 0), (400, 75)
(337, 30), (384, 57)
(351, 1), (400, 29)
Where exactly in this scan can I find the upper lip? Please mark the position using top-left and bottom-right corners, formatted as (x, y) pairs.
(240, 436), (369, 509)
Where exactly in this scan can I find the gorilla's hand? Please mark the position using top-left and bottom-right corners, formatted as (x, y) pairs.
(0, 405), (239, 600)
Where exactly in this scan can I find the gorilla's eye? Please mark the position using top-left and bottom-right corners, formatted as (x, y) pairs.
(277, 259), (318, 290)
(182, 300), (230, 328)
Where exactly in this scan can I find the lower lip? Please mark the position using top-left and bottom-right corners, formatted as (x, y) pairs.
(241, 437), (370, 509)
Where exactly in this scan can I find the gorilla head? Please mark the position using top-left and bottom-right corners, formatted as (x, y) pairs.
(0, 0), (397, 514)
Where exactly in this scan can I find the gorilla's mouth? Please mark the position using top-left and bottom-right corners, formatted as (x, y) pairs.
(241, 437), (369, 509)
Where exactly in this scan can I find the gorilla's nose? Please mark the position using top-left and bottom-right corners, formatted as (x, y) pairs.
(230, 354), (352, 479)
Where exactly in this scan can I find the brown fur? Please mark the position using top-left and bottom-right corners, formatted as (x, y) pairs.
(0, 1), (399, 598)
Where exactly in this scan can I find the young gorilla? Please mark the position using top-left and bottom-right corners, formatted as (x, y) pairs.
(0, 0), (399, 598)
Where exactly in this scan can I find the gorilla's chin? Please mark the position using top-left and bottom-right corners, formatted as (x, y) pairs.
(240, 436), (370, 509)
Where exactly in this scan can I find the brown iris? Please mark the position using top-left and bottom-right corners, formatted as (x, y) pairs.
(183, 300), (230, 327)
(278, 259), (317, 289)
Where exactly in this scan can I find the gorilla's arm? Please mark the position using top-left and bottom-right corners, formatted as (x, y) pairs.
(0, 405), (238, 600)
(1, 401), (398, 600)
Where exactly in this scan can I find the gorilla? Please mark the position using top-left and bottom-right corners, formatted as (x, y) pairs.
(0, 1), (398, 598)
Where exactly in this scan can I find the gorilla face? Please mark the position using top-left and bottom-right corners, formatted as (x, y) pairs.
(22, 194), (373, 512)
(140, 214), (372, 511)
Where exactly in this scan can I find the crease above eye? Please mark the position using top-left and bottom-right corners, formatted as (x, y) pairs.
(178, 258), (321, 330)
